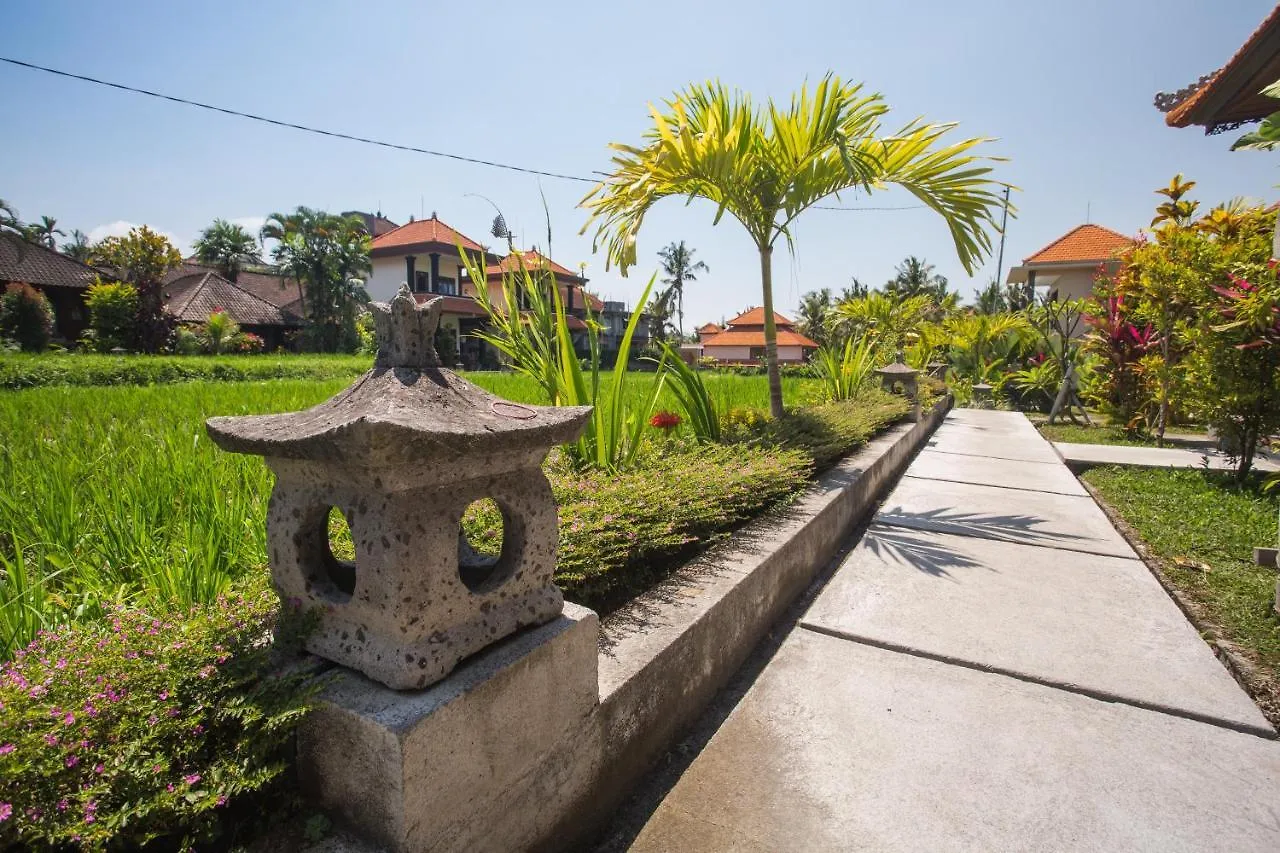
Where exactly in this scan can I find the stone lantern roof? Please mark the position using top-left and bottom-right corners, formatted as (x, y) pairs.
(207, 285), (590, 475)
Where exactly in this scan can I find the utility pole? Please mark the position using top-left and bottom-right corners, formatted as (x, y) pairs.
(994, 185), (1011, 290)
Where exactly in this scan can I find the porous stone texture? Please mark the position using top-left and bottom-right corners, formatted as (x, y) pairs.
(206, 285), (591, 689)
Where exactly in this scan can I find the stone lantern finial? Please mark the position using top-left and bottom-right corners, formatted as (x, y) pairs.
(204, 287), (592, 690)
(372, 284), (443, 368)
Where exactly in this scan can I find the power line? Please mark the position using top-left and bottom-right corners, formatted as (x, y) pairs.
(0, 56), (598, 184)
(0, 54), (925, 213)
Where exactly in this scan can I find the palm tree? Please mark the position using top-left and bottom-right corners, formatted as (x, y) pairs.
(29, 215), (64, 249)
(261, 208), (371, 352)
(0, 199), (22, 243)
(193, 219), (262, 282)
(830, 291), (934, 354)
(797, 288), (833, 345)
(62, 229), (92, 263)
(973, 279), (1007, 314)
(582, 75), (1008, 417)
(657, 240), (709, 339)
(884, 256), (950, 302)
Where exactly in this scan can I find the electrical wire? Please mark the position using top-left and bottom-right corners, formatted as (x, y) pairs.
(0, 54), (926, 212)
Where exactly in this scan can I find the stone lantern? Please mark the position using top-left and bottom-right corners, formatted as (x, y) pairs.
(875, 357), (921, 421)
(972, 381), (995, 408)
(206, 285), (591, 690)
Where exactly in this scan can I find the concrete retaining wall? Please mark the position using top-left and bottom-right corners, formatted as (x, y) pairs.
(302, 397), (951, 852)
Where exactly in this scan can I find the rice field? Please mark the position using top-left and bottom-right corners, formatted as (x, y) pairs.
(0, 371), (821, 655)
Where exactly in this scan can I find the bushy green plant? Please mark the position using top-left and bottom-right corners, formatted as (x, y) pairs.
(0, 587), (318, 851)
(0, 283), (55, 352)
(83, 279), (138, 352)
(465, 249), (667, 472)
(812, 335), (879, 401)
(655, 343), (719, 441)
(725, 389), (910, 470)
(173, 327), (203, 355)
(89, 227), (182, 354)
(203, 309), (240, 354)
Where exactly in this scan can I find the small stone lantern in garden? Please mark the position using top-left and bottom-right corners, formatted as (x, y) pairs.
(875, 356), (921, 421)
(206, 285), (591, 690)
(972, 382), (995, 408)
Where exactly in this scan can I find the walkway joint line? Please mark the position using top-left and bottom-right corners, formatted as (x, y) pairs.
(795, 621), (1277, 740)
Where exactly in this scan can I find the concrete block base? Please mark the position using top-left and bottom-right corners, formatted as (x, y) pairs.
(297, 603), (599, 853)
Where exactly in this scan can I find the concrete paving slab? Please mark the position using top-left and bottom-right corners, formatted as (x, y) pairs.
(943, 408), (1039, 432)
(905, 448), (1087, 496)
(628, 630), (1280, 853)
(801, 526), (1272, 735)
(926, 428), (1062, 464)
(876, 475), (1135, 558)
(1055, 442), (1280, 473)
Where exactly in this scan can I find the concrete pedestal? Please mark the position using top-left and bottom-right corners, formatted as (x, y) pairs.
(297, 603), (600, 853)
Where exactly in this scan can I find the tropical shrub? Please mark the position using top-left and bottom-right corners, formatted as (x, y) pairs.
(83, 279), (138, 352)
(812, 335), (880, 401)
(203, 309), (240, 355)
(657, 343), (720, 441)
(465, 249), (666, 472)
(0, 282), (54, 352)
(89, 227), (182, 353)
(0, 587), (318, 851)
(1083, 290), (1156, 431)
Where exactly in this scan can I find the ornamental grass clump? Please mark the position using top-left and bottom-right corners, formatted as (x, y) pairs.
(0, 586), (319, 851)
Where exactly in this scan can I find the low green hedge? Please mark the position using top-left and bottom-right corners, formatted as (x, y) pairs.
(0, 354), (371, 390)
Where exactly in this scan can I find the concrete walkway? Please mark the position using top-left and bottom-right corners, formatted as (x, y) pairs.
(1054, 440), (1280, 473)
(625, 409), (1280, 852)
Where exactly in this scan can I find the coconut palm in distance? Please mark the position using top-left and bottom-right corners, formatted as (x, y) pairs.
(657, 240), (709, 340)
(581, 74), (1010, 418)
(30, 215), (64, 249)
(193, 219), (263, 282)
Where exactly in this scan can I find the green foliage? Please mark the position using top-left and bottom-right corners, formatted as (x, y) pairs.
(732, 388), (911, 470)
(0, 283), (55, 352)
(203, 310), (240, 355)
(89, 226), (183, 353)
(884, 256), (950, 303)
(83, 279), (139, 352)
(0, 587), (319, 851)
(1231, 77), (1280, 151)
(829, 291), (934, 353)
(466, 249), (666, 471)
(812, 334), (879, 401)
(0, 353), (370, 390)
(1085, 466), (1280, 724)
(657, 240), (708, 340)
(1005, 358), (1060, 412)
(192, 219), (262, 282)
(942, 311), (1032, 383)
(581, 73), (1009, 417)
(261, 208), (370, 353)
(796, 288), (833, 345)
(655, 344), (720, 441)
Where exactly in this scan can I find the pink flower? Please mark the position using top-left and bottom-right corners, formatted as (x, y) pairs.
(57, 799), (68, 812)
(43, 734), (58, 747)
(184, 773), (201, 785)
(216, 795), (228, 807)
(62, 712), (75, 726)
(66, 755), (79, 768)
(0, 744), (13, 755)
(93, 763), (104, 774)
(0, 803), (10, 822)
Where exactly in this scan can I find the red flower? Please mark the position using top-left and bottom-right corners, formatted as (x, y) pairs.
(649, 410), (681, 430)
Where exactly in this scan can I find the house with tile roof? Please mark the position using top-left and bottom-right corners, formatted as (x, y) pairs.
(163, 269), (304, 350)
(1005, 224), (1134, 310)
(696, 322), (724, 343)
(0, 237), (109, 341)
(700, 307), (818, 365)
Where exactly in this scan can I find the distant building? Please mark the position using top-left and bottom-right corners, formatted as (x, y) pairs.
(342, 210), (401, 238)
(163, 269), (304, 350)
(696, 322), (723, 343)
(0, 238), (106, 342)
(699, 307), (818, 365)
(1005, 224), (1134, 306)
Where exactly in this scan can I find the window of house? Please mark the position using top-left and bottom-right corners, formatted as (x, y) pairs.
(435, 276), (458, 296)
(414, 271), (430, 293)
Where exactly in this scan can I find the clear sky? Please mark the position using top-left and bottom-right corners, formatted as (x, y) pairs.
(2, 0), (1276, 328)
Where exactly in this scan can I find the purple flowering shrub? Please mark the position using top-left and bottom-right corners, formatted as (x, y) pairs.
(0, 586), (317, 851)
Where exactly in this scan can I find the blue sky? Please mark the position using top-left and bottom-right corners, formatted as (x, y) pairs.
(2, 0), (1277, 327)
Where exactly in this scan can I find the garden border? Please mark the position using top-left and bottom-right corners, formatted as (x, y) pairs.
(300, 395), (952, 853)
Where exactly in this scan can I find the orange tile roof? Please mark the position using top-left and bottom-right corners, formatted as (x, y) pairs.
(1162, 4), (1280, 130)
(697, 322), (723, 334)
(370, 215), (487, 255)
(486, 250), (582, 281)
(725, 307), (796, 328)
(702, 329), (819, 349)
(1023, 224), (1134, 265)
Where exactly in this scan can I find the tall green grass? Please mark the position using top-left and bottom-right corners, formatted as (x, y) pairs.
(0, 371), (821, 654)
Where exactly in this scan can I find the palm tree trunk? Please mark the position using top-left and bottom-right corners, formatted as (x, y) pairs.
(759, 244), (784, 418)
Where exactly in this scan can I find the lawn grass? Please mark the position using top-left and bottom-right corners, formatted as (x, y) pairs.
(1083, 466), (1280, 723)
(1036, 422), (1158, 446)
(0, 373), (889, 655)
(0, 352), (373, 389)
